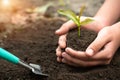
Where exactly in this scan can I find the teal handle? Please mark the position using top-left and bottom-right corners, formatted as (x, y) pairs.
(0, 48), (20, 64)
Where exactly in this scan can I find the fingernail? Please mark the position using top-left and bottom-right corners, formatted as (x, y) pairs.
(56, 30), (60, 33)
(65, 47), (71, 52)
(62, 52), (66, 57)
(86, 49), (94, 56)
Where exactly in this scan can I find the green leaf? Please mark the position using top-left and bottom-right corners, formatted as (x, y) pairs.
(58, 9), (80, 26)
(81, 18), (94, 26)
(78, 26), (81, 37)
(79, 5), (85, 19)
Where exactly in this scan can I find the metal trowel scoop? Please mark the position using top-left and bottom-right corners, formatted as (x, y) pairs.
(0, 48), (48, 77)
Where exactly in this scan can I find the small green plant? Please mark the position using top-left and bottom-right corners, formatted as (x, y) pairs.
(58, 5), (94, 37)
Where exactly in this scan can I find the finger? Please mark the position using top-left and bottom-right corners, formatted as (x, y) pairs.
(88, 38), (118, 61)
(65, 47), (89, 60)
(92, 41), (119, 61)
(57, 57), (62, 62)
(62, 58), (80, 67)
(64, 41), (117, 61)
(65, 45), (112, 61)
(62, 52), (108, 67)
(56, 46), (62, 57)
(55, 20), (77, 35)
(86, 27), (111, 56)
(58, 34), (67, 48)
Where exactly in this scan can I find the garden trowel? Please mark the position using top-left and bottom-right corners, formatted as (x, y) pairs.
(0, 48), (48, 77)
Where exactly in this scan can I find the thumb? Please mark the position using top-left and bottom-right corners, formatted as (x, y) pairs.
(55, 20), (76, 35)
(85, 28), (110, 56)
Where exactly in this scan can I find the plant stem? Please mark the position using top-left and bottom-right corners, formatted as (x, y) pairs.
(78, 26), (80, 37)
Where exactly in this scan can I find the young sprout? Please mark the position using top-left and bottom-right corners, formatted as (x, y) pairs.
(58, 5), (94, 37)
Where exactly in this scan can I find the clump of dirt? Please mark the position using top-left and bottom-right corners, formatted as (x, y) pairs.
(67, 29), (97, 51)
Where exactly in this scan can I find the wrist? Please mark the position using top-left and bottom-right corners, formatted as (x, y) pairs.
(93, 16), (111, 31)
(94, 16), (110, 26)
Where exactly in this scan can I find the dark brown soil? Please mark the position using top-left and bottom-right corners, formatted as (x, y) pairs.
(0, 18), (120, 80)
(67, 29), (97, 51)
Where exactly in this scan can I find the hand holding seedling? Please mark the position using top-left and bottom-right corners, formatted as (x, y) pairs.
(55, 0), (120, 67)
(55, 17), (108, 67)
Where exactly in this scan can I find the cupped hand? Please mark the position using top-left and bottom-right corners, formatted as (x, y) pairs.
(55, 16), (106, 65)
(56, 22), (120, 67)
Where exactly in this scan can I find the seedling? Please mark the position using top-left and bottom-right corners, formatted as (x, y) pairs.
(58, 5), (94, 37)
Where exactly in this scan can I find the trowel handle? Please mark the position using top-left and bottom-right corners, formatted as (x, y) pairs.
(0, 48), (20, 64)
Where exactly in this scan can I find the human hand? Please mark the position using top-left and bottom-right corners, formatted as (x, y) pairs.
(84, 22), (120, 66)
(56, 22), (120, 67)
(55, 16), (106, 64)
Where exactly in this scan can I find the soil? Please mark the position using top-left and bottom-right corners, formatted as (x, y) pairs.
(67, 29), (97, 51)
(0, 18), (120, 80)
(0, 0), (120, 80)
